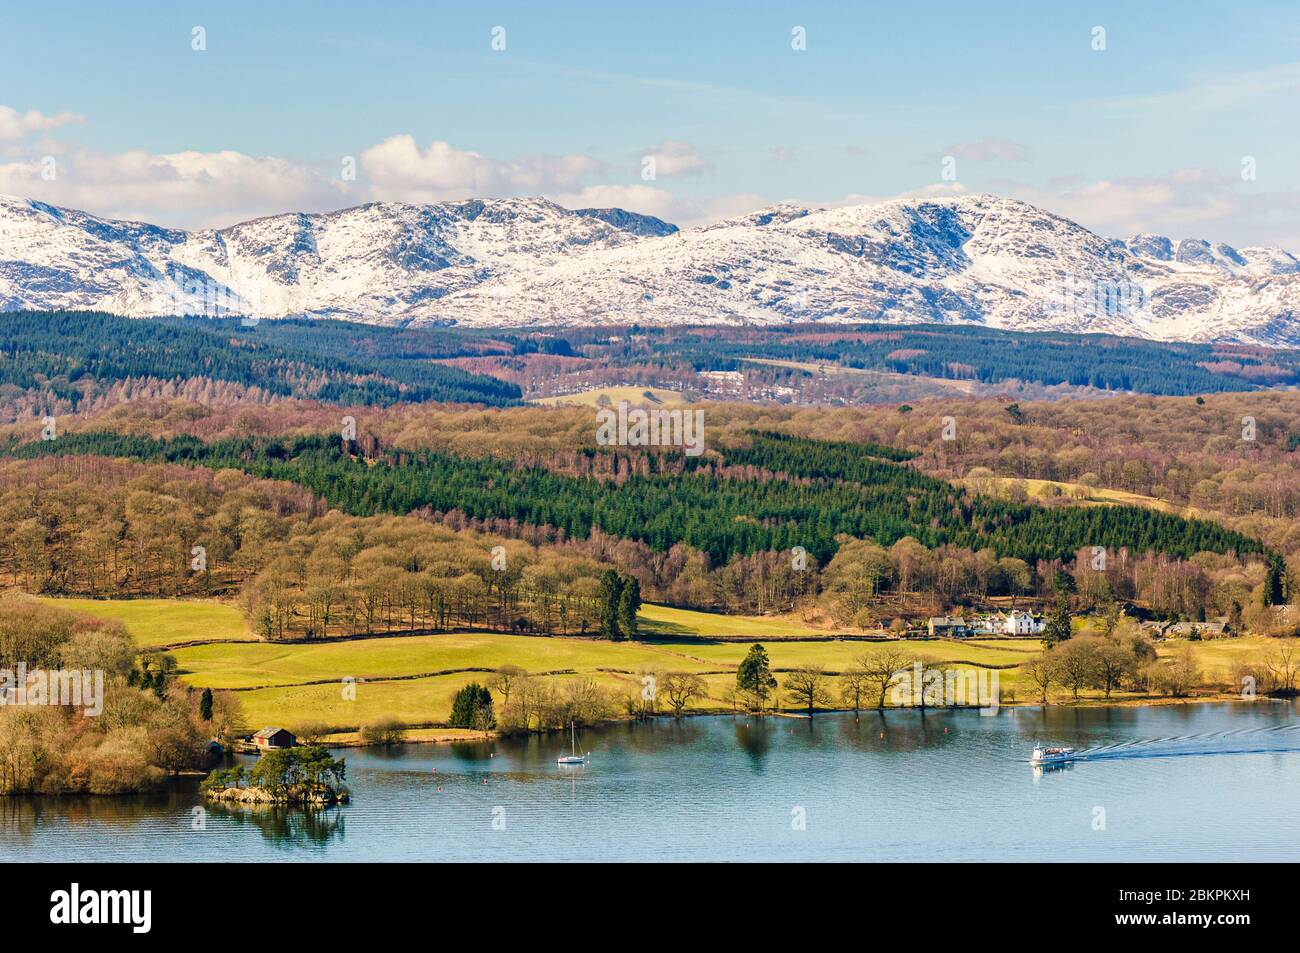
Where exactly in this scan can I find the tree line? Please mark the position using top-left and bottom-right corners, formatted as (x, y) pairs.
(7, 429), (1266, 572)
(0, 310), (520, 413)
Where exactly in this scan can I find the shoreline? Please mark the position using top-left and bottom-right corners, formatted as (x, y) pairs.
(308, 690), (1283, 749)
(4, 695), (1286, 798)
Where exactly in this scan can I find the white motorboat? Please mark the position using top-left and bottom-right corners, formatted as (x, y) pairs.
(1030, 745), (1076, 766)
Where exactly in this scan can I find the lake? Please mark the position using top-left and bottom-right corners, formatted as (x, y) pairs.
(5, 701), (1300, 862)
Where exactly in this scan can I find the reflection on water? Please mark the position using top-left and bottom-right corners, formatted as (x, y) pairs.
(204, 802), (346, 848)
(4, 702), (1300, 862)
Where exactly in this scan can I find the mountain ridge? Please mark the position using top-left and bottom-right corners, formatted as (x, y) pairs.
(2, 191), (1299, 345)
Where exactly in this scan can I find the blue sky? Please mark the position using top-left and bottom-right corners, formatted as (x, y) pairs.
(2, 1), (1298, 246)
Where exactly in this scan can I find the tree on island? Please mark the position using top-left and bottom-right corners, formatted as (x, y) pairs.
(237, 746), (346, 801)
(449, 682), (495, 730)
(736, 643), (778, 711)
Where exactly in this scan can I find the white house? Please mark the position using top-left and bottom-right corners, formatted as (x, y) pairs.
(968, 610), (1043, 637)
(1004, 610), (1043, 636)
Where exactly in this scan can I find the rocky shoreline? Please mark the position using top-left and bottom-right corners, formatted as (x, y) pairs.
(204, 785), (349, 806)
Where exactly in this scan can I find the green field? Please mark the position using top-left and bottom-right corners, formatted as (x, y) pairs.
(171, 628), (1040, 731)
(42, 595), (1274, 735)
(638, 603), (836, 638)
(236, 670), (646, 733)
(529, 385), (689, 407)
(39, 596), (252, 648)
(171, 633), (717, 689)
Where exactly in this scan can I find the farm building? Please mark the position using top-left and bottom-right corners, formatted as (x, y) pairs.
(252, 727), (296, 750)
(927, 616), (970, 637)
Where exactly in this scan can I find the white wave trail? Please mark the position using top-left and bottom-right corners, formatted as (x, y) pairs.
(1062, 723), (1300, 762)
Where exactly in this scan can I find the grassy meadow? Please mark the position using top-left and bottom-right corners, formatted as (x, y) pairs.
(961, 476), (1206, 518)
(40, 596), (252, 648)
(529, 385), (688, 407)
(637, 602), (834, 638)
(51, 595), (1275, 739)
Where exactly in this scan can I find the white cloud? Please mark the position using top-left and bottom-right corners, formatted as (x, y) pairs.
(0, 149), (349, 228)
(5, 94), (1294, 252)
(551, 183), (766, 228)
(941, 137), (1030, 162)
(638, 140), (712, 177)
(1087, 61), (1300, 116)
(0, 106), (84, 141)
(815, 176), (1300, 253)
(361, 135), (604, 202)
(996, 170), (1300, 251)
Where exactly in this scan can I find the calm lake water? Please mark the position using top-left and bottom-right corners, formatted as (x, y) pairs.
(6, 702), (1300, 862)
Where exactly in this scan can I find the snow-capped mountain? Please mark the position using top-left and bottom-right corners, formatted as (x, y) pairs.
(3, 191), (1299, 344)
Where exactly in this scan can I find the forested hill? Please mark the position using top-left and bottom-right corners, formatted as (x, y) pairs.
(617, 323), (1300, 395)
(5, 429), (1266, 568)
(0, 311), (521, 408)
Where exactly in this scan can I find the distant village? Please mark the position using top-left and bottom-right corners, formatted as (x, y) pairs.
(927, 609), (1045, 639)
(926, 608), (1233, 641)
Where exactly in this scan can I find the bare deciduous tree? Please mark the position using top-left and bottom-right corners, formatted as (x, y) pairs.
(1021, 654), (1059, 704)
(1051, 637), (1100, 700)
(1264, 640), (1300, 695)
(488, 664), (527, 708)
(855, 646), (917, 709)
(660, 671), (707, 717)
(783, 665), (835, 714)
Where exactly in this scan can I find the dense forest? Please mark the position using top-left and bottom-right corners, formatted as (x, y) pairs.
(0, 452), (1272, 641)
(608, 324), (1300, 396)
(2, 427), (1265, 569)
(9, 313), (1299, 424)
(0, 311), (520, 416)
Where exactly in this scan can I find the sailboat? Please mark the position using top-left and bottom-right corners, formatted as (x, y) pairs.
(557, 721), (588, 765)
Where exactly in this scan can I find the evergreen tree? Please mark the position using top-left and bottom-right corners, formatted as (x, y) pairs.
(1264, 555), (1287, 607)
(449, 682), (495, 729)
(1052, 568), (1077, 595)
(617, 576), (641, 640)
(1041, 594), (1073, 647)
(199, 687), (213, 722)
(597, 570), (624, 640)
(736, 643), (778, 710)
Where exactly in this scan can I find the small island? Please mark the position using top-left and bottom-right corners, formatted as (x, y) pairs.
(201, 747), (349, 806)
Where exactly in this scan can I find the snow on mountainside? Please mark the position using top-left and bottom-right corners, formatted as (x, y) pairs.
(2, 191), (1299, 345)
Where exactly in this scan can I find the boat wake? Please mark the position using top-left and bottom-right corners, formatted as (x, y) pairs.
(1037, 723), (1300, 763)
